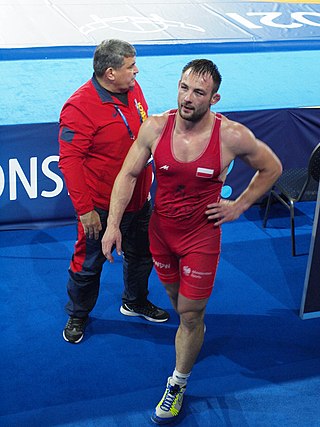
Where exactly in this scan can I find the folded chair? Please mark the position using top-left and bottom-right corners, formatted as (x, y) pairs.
(263, 143), (320, 256)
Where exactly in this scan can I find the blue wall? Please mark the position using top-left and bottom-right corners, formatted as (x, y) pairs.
(1, 108), (319, 229)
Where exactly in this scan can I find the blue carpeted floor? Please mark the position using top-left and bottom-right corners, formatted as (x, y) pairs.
(1, 202), (320, 426)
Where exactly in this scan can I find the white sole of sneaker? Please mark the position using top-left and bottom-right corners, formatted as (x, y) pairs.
(62, 330), (84, 344)
(120, 306), (168, 323)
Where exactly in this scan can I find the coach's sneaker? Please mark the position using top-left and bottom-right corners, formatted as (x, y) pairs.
(120, 300), (169, 323)
(151, 377), (186, 424)
(63, 316), (88, 344)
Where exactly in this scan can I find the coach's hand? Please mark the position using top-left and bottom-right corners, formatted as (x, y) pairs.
(80, 210), (102, 240)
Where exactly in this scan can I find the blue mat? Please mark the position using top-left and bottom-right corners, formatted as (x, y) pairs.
(1, 49), (320, 127)
(1, 1), (320, 125)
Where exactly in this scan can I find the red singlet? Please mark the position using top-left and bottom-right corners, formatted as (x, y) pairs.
(149, 109), (223, 300)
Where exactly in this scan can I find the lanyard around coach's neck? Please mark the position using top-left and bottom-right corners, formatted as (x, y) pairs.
(114, 99), (143, 140)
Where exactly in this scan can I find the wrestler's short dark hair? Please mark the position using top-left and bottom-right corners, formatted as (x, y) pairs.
(182, 59), (222, 93)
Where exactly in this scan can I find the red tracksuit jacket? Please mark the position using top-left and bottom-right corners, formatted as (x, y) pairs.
(58, 75), (152, 216)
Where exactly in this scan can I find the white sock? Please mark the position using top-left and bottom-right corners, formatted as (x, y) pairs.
(171, 368), (191, 386)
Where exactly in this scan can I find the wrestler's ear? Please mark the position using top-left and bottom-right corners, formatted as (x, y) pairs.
(210, 93), (221, 106)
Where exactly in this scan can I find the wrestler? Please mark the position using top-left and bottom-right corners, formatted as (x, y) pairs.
(101, 59), (282, 424)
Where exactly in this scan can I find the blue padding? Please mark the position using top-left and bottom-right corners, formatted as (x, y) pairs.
(1, 109), (319, 229)
(0, 46), (95, 61)
(2, 39), (320, 61)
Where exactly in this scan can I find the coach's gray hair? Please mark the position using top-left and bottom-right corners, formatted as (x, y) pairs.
(93, 39), (136, 77)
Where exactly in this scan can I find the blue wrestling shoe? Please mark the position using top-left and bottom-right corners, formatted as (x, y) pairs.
(151, 377), (186, 424)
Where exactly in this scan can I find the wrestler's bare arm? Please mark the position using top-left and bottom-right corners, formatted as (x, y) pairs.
(102, 113), (167, 261)
(206, 117), (282, 225)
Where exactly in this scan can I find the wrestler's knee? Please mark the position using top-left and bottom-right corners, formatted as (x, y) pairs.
(179, 310), (204, 332)
(179, 296), (207, 322)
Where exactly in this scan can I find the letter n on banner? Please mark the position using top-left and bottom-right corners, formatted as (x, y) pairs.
(300, 183), (320, 319)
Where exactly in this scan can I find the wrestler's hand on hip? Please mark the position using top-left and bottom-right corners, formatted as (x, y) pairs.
(102, 225), (122, 263)
(80, 210), (102, 240)
(205, 199), (242, 226)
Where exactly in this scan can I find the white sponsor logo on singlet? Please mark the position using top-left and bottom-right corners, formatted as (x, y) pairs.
(154, 260), (171, 269)
(183, 266), (191, 276)
(183, 266), (212, 279)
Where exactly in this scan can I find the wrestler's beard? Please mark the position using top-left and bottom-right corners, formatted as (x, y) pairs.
(178, 103), (209, 122)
